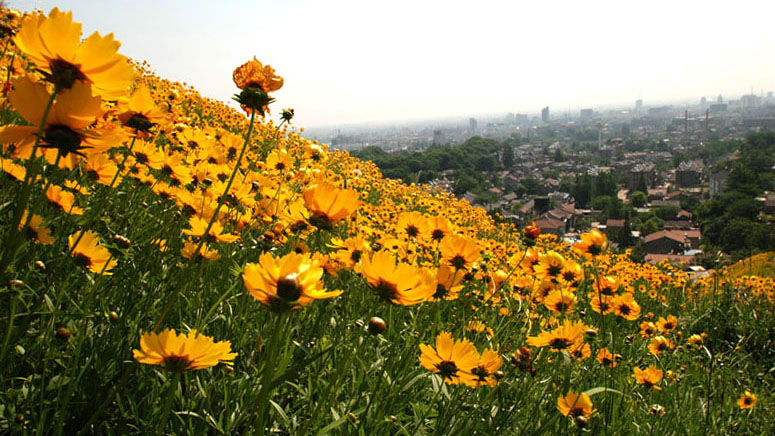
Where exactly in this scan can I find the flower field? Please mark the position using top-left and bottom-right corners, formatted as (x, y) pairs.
(0, 7), (773, 435)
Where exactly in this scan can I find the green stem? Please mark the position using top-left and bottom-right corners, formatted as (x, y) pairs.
(158, 372), (182, 432)
(108, 135), (137, 188)
(152, 110), (256, 331)
(0, 89), (58, 278)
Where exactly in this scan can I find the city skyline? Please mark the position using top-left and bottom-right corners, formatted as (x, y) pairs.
(14, 0), (775, 127)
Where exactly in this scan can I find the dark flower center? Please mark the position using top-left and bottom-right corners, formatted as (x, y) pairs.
(126, 113), (154, 132)
(43, 125), (83, 157)
(450, 255), (467, 270)
(431, 229), (445, 241)
(433, 284), (448, 300)
(548, 338), (573, 350)
(276, 274), (302, 301)
(72, 253), (92, 268)
(163, 354), (191, 373)
(435, 360), (458, 379)
(48, 58), (87, 90)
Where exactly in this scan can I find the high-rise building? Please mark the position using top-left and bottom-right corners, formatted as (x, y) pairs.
(541, 106), (550, 123)
(635, 99), (643, 113)
(469, 118), (478, 135)
(579, 108), (594, 121)
(432, 129), (446, 145)
(700, 96), (707, 109)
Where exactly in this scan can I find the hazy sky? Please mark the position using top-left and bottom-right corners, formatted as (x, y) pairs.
(12, 0), (775, 127)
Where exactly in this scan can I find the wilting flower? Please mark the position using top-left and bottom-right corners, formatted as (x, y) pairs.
(68, 230), (117, 274)
(633, 365), (663, 390)
(133, 329), (237, 372)
(242, 252), (342, 312)
(303, 179), (360, 230)
(737, 391), (757, 410)
(419, 331), (479, 384)
(232, 56), (284, 92)
(14, 8), (134, 96)
(232, 57), (283, 114)
(557, 391), (597, 418)
(574, 229), (607, 257)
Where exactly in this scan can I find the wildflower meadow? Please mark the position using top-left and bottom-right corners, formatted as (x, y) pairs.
(0, 7), (773, 435)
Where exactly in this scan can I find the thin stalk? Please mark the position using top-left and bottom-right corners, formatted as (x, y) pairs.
(0, 89), (57, 278)
(152, 111), (256, 331)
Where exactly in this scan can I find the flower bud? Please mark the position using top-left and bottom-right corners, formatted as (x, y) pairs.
(55, 327), (71, 341)
(368, 316), (386, 335)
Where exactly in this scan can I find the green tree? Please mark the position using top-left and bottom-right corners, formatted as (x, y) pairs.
(630, 191), (647, 208)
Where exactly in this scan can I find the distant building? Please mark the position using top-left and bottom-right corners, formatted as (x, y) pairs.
(535, 218), (566, 237)
(675, 160), (705, 188)
(709, 169), (727, 196)
(579, 108), (594, 121)
(469, 118), (478, 136)
(635, 99), (643, 113)
(541, 106), (550, 123)
(708, 103), (727, 113)
(700, 96), (707, 109)
(515, 113), (529, 126)
(741, 94), (761, 108)
(432, 129), (446, 145)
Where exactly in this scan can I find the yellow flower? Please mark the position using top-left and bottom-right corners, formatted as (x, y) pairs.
(737, 391), (757, 410)
(68, 230), (117, 275)
(431, 264), (464, 301)
(527, 319), (586, 352)
(303, 179), (360, 230)
(117, 85), (166, 133)
(180, 240), (220, 261)
(611, 292), (641, 321)
(360, 251), (434, 306)
(19, 211), (55, 245)
(1, 76), (121, 167)
(242, 252), (342, 312)
(439, 234), (480, 271)
(419, 332), (479, 384)
(596, 348), (620, 367)
(557, 391), (597, 418)
(14, 8), (135, 96)
(461, 349), (503, 388)
(543, 289), (577, 315)
(574, 229), (607, 257)
(648, 335), (675, 355)
(633, 365), (663, 390)
(133, 329), (237, 372)
(182, 216), (239, 243)
(534, 251), (565, 281)
(656, 315), (678, 333)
